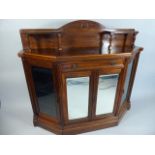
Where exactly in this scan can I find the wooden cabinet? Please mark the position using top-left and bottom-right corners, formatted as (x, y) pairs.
(18, 20), (143, 134)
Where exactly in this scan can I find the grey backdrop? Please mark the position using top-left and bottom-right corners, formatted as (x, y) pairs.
(0, 19), (155, 134)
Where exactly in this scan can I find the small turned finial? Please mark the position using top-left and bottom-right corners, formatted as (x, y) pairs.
(108, 32), (113, 54)
(57, 32), (63, 52)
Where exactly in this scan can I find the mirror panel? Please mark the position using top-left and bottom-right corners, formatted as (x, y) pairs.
(66, 77), (89, 120)
(31, 66), (58, 118)
(96, 74), (119, 115)
(121, 59), (134, 105)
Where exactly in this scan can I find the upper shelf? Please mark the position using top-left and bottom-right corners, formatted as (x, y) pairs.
(20, 20), (140, 56)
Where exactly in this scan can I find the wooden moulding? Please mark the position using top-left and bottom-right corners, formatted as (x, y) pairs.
(20, 20), (140, 56)
(33, 100), (130, 135)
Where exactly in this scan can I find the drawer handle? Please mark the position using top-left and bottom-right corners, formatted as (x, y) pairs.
(72, 64), (78, 69)
(111, 61), (116, 65)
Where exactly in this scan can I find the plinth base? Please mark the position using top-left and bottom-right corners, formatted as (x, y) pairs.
(33, 101), (130, 135)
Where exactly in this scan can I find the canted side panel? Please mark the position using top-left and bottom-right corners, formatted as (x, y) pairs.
(22, 58), (61, 125)
(31, 66), (58, 119)
(120, 51), (140, 109)
(126, 52), (141, 102)
(22, 59), (39, 115)
(120, 58), (134, 106)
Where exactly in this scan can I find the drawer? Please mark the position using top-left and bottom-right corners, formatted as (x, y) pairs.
(61, 59), (124, 72)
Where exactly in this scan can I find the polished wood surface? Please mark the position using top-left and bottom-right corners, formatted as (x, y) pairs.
(18, 20), (143, 134)
(20, 20), (138, 56)
(100, 29), (138, 54)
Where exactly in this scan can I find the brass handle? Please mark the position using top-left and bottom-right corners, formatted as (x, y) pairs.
(110, 61), (116, 65)
(72, 64), (78, 69)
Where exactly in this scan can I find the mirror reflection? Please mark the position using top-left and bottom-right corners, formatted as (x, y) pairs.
(96, 74), (119, 115)
(32, 67), (58, 118)
(66, 77), (89, 120)
(121, 59), (133, 105)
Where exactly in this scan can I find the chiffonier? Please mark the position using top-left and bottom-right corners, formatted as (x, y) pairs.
(18, 20), (143, 134)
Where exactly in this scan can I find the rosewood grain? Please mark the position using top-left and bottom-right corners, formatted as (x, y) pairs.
(18, 20), (143, 134)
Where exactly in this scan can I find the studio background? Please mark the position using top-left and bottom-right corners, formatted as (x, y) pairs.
(0, 19), (155, 134)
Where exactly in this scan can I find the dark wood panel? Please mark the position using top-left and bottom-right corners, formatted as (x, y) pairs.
(20, 20), (138, 56)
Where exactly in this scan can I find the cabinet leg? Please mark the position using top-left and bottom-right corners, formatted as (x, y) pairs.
(127, 101), (131, 110)
(33, 115), (38, 127)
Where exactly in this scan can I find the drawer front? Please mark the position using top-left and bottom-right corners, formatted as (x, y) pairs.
(61, 59), (124, 72)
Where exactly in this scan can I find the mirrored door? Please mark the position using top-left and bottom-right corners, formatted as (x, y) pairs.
(66, 76), (90, 120)
(96, 74), (119, 116)
(59, 58), (125, 124)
